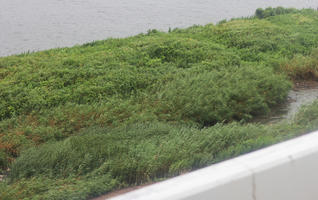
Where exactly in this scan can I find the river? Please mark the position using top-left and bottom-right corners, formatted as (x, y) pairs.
(1, 0), (318, 57)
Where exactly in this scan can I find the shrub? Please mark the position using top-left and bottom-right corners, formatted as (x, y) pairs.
(280, 49), (318, 80)
(294, 100), (318, 126)
(145, 37), (240, 68)
(153, 65), (291, 125)
(255, 7), (297, 19)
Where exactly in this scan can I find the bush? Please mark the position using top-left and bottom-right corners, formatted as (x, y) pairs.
(153, 65), (291, 125)
(143, 37), (241, 68)
(294, 100), (318, 126)
(255, 7), (297, 19)
(280, 49), (318, 80)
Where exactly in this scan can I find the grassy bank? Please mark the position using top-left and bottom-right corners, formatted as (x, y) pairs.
(1, 7), (318, 199)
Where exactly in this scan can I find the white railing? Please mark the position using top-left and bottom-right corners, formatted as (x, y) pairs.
(110, 131), (318, 200)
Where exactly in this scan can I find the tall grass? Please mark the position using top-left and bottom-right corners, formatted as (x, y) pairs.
(280, 48), (318, 80)
(4, 99), (318, 199)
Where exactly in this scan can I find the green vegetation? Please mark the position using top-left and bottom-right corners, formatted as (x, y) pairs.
(1, 7), (318, 199)
(255, 7), (298, 19)
(280, 48), (318, 80)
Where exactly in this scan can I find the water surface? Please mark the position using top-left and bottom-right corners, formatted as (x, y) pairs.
(253, 85), (318, 124)
(1, 0), (318, 57)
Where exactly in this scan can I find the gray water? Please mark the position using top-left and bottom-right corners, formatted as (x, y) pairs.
(253, 87), (318, 124)
(286, 88), (318, 119)
(1, 0), (318, 57)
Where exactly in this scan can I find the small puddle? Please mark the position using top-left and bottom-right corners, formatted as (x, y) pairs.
(253, 81), (318, 124)
(286, 87), (318, 119)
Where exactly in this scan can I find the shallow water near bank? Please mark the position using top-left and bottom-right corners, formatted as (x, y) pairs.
(255, 82), (318, 124)
(1, 0), (318, 57)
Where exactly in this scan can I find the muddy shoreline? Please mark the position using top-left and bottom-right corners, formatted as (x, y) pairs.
(252, 80), (318, 124)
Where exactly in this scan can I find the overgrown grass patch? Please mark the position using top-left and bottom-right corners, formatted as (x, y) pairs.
(280, 49), (318, 80)
(3, 104), (318, 199)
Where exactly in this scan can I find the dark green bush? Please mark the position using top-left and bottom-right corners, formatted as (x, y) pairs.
(255, 7), (297, 19)
(154, 65), (291, 125)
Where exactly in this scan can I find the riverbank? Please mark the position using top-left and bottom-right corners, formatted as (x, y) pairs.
(2, 7), (318, 200)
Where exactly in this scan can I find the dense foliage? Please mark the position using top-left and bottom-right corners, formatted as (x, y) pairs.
(1, 7), (318, 199)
